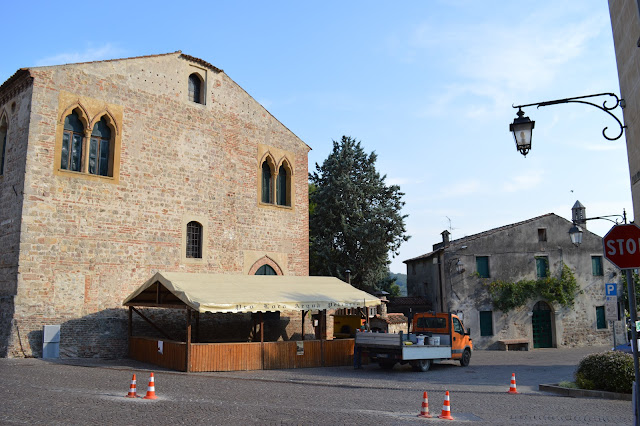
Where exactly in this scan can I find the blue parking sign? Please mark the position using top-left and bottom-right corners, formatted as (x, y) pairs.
(606, 283), (617, 297)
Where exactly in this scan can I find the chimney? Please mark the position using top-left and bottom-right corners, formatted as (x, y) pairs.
(380, 299), (388, 318)
(441, 230), (450, 246)
(572, 200), (587, 229)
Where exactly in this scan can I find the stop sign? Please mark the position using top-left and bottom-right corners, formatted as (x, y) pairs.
(603, 223), (640, 269)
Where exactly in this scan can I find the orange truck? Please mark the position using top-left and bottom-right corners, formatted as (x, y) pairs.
(354, 312), (472, 371)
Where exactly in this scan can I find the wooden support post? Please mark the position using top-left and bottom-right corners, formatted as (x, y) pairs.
(301, 310), (306, 341)
(260, 312), (264, 370)
(320, 310), (325, 367)
(128, 306), (132, 337)
(195, 311), (200, 343)
(186, 307), (192, 373)
(366, 306), (369, 329)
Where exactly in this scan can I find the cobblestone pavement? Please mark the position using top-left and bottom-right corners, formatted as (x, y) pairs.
(0, 345), (633, 425)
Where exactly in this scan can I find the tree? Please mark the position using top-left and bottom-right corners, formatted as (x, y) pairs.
(309, 136), (409, 293)
(621, 270), (640, 317)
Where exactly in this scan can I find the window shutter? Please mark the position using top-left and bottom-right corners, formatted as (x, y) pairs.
(596, 306), (606, 329)
(479, 311), (493, 336)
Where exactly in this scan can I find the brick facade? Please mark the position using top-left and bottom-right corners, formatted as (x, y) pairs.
(0, 52), (311, 358)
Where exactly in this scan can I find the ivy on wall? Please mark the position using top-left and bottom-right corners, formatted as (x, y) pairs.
(486, 263), (579, 312)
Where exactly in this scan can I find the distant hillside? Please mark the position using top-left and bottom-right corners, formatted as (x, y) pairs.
(389, 272), (407, 297)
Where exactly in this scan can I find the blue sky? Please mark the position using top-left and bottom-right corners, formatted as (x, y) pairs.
(1, 1), (631, 274)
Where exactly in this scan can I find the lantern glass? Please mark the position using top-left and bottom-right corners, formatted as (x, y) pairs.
(510, 110), (535, 156)
(569, 225), (583, 246)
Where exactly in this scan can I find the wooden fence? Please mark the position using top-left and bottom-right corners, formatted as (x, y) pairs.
(129, 336), (355, 372)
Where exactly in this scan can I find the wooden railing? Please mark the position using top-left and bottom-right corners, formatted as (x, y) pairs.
(129, 336), (186, 371)
(129, 337), (355, 372)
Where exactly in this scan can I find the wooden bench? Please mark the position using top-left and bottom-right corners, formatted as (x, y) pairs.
(497, 339), (529, 351)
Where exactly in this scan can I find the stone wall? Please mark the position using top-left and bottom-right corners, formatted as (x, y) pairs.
(406, 214), (624, 349)
(609, 1), (640, 221)
(0, 76), (32, 357)
(3, 52), (310, 358)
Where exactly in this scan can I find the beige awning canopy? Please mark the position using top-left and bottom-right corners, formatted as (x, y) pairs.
(123, 272), (381, 313)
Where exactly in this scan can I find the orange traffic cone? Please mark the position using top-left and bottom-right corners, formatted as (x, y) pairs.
(417, 391), (432, 418)
(438, 391), (454, 420)
(508, 373), (519, 394)
(143, 373), (158, 400)
(126, 374), (138, 398)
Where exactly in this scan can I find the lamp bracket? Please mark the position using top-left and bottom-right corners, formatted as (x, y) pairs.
(513, 93), (626, 141)
(574, 209), (628, 225)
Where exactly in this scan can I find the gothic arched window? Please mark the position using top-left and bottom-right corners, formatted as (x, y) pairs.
(61, 112), (84, 172)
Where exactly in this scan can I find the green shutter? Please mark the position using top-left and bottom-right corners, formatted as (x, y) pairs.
(596, 306), (606, 329)
(476, 257), (489, 278)
(480, 311), (493, 336)
(536, 257), (548, 278)
(592, 257), (603, 276)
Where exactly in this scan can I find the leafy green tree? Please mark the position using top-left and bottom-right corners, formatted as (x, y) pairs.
(309, 136), (409, 292)
(621, 271), (640, 316)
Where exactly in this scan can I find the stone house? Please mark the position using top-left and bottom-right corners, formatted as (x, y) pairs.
(0, 51), (312, 358)
(369, 298), (408, 334)
(404, 205), (624, 349)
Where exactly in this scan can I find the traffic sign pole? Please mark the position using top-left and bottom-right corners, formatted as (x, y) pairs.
(625, 268), (640, 425)
(604, 225), (640, 424)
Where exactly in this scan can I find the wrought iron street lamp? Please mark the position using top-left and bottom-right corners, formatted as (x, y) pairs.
(510, 108), (535, 156)
(510, 93), (626, 157)
(568, 210), (627, 247)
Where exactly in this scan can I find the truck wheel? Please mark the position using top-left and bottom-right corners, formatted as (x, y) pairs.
(379, 360), (395, 370)
(460, 349), (471, 367)
(411, 359), (431, 372)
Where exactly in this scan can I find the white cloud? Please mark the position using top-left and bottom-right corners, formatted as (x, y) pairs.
(440, 180), (482, 197)
(502, 169), (544, 193)
(406, 6), (608, 117)
(36, 44), (126, 67)
(387, 176), (423, 186)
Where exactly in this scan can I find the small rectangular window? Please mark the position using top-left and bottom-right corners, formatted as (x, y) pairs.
(416, 317), (447, 329)
(476, 256), (490, 278)
(479, 311), (493, 336)
(476, 256), (489, 278)
(538, 228), (547, 242)
(596, 306), (607, 329)
(592, 256), (603, 276)
(536, 257), (548, 278)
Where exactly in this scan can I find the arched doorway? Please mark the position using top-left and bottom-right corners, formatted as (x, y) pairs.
(255, 264), (277, 275)
(532, 301), (553, 348)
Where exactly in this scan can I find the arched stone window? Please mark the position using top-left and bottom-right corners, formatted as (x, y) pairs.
(89, 116), (112, 177)
(276, 159), (292, 207)
(0, 115), (7, 176)
(255, 264), (277, 275)
(261, 160), (273, 204)
(248, 256), (283, 275)
(186, 221), (203, 258)
(188, 73), (204, 104)
(277, 165), (287, 206)
(61, 111), (85, 172)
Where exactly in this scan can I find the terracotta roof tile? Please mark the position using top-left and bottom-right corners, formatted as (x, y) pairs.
(404, 213), (558, 263)
(179, 53), (223, 73)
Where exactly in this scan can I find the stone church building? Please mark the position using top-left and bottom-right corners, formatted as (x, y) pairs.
(0, 51), (312, 358)
(404, 206), (625, 350)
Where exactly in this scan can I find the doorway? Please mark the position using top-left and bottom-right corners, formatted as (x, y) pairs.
(532, 301), (553, 348)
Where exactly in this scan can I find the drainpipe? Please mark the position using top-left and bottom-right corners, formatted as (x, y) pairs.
(438, 250), (445, 312)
